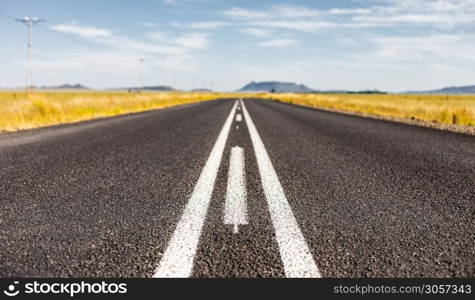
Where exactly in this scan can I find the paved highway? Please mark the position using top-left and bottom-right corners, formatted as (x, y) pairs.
(0, 98), (473, 277)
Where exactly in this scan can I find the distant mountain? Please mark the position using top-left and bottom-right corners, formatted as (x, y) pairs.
(110, 86), (176, 92)
(139, 85), (175, 92)
(39, 83), (89, 90)
(239, 81), (314, 93)
(406, 85), (475, 94)
(190, 88), (212, 92)
(320, 90), (387, 94)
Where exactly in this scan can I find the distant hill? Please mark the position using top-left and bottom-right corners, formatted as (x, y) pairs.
(406, 85), (475, 94)
(106, 85), (177, 91)
(239, 81), (314, 93)
(39, 83), (89, 90)
(320, 90), (387, 94)
(128, 86), (176, 91)
(190, 88), (212, 92)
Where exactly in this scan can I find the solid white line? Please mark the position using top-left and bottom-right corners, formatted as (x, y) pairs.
(240, 99), (321, 278)
(153, 101), (238, 278)
(236, 114), (242, 122)
(224, 146), (248, 234)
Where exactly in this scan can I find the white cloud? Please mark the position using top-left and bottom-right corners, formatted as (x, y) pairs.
(222, 1), (475, 32)
(327, 8), (372, 15)
(350, 0), (475, 27)
(173, 21), (228, 29)
(146, 31), (210, 49)
(223, 5), (320, 20)
(50, 24), (113, 39)
(239, 27), (273, 37)
(353, 12), (473, 26)
(251, 20), (336, 32)
(258, 38), (298, 47)
(51, 23), (211, 55)
(224, 7), (268, 19)
(271, 5), (320, 18)
(171, 33), (210, 49)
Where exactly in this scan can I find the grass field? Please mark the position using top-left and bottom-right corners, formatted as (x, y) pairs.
(256, 93), (475, 127)
(0, 91), (241, 132)
(0, 91), (474, 132)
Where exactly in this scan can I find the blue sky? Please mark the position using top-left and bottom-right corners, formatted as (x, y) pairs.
(1, 0), (474, 91)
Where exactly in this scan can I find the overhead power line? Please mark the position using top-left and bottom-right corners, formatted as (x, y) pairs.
(0, 13), (16, 20)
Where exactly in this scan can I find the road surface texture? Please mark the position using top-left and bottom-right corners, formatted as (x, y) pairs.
(0, 98), (474, 278)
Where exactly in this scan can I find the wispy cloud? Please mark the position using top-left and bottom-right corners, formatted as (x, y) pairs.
(270, 5), (320, 18)
(350, 0), (475, 27)
(171, 33), (210, 49)
(258, 38), (298, 47)
(327, 8), (372, 15)
(224, 5), (320, 20)
(221, 1), (475, 32)
(51, 23), (211, 55)
(224, 7), (268, 19)
(146, 31), (210, 49)
(50, 24), (113, 39)
(250, 20), (336, 32)
(172, 21), (228, 29)
(239, 27), (273, 37)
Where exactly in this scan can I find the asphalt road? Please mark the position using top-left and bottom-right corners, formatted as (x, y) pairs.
(0, 98), (474, 278)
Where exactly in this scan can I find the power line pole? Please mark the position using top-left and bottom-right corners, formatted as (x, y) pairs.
(138, 57), (145, 92)
(16, 17), (46, 93)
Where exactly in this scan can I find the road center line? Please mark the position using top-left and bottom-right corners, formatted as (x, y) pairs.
(240, 99), (322, 278)
(235, 114), (242, 122)
(153, 100), (238, 278)
(224, 146), (248, 234)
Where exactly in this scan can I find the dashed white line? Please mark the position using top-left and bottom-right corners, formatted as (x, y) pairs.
(235, 114), (242, 122)
(224, 146), (248, 234)
(153, 100), (238, 278)
(240, 99), (321, 278)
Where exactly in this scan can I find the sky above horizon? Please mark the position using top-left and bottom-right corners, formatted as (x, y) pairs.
(1, 0), (474, 91)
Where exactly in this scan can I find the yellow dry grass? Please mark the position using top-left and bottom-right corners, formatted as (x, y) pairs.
(0, 91), (242, 132)
(255, 93), (475, 126)
(1, 91), (474, 132)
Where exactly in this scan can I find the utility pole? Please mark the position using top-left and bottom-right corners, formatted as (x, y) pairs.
(138, 57), (145, 92)
(16, 17), (46, 93)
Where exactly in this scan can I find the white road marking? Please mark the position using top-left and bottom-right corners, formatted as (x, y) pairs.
(240, 99), (321, 278)
(224, 147), (248, 234)
(153, 100), (238, 278)
(236, 114), (242, 122)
